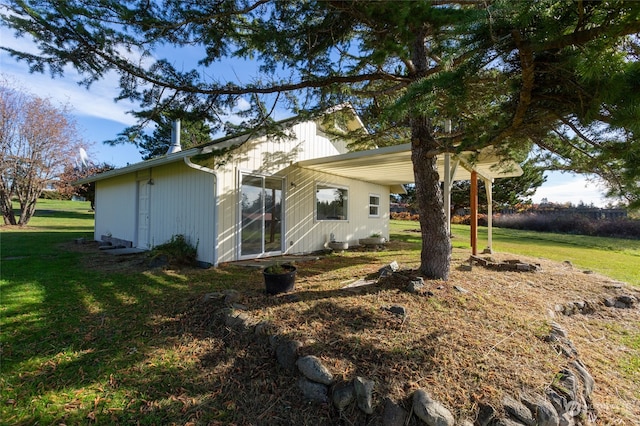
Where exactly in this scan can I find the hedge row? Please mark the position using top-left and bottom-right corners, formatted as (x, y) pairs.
(391, 212), (640, 240)
(494, 213), (640, 239)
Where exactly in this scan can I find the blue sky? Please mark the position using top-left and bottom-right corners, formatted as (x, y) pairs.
(1, 28), (610, 207)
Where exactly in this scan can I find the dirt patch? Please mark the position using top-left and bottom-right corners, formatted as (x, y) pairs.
(60, 240), (152, 273)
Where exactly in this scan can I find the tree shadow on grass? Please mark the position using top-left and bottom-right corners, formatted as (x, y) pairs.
(1, 231), (432, 425)
(1, 231), (265, 424)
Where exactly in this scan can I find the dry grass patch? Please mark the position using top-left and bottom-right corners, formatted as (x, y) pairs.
(170, 248), (639, 424)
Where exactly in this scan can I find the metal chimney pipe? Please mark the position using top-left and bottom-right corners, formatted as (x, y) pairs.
(167, 119), (182, 154)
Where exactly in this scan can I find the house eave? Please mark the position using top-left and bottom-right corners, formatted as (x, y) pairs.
(296, 144), (523, 186)
(74, 148), (201, 184)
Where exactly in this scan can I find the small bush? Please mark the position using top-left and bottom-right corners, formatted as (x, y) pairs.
(150, 234), (198, 267)
(391, 212), (420, 221)
(451, 214), (488, 227)
(40, 191), (66, 200)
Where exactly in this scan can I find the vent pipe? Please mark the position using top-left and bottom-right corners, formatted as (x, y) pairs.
(167, 119), (182, 154)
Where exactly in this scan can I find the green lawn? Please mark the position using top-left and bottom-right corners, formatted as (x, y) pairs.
(1, 201), (638, 424)
(1, 200), (242, 424)
(388, 219), (640, 286)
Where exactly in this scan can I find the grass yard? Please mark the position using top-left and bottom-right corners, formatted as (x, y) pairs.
(390, 219), (640, 287)
(1, 201), (639, 425)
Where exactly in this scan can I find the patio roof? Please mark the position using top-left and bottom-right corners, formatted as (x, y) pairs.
(296, 143), (523, 186)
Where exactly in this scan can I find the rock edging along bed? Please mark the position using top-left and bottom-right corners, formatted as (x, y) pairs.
(206, 286), (613, 426)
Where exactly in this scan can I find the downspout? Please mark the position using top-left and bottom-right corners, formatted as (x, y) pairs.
(184, 156), (219, 267)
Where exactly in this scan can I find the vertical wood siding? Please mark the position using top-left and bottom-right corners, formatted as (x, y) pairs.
(282, 167), (389, 255)
(93, 118), (392, 265)
(94, 175), (137, 243)
(148, 162), (216, 264)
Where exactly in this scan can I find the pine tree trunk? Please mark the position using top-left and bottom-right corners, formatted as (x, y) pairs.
(410, 31), (451, 280)
(411, 116), (451, 280)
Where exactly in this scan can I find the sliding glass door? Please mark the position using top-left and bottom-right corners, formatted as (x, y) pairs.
(240, 174), (283, 257)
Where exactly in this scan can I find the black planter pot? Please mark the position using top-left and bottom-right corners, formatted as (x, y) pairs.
(263, 264), (297, 295)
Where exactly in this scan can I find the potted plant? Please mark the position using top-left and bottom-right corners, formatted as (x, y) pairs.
(359, 233), (386, 246)
(263, 262), (297, 295)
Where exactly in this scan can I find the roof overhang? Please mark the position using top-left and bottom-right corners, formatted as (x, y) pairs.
(296, 143), (523, 187)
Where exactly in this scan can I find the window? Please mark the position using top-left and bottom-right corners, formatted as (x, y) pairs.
(369, 194), (380, 217)
(316, 184), (348, 220)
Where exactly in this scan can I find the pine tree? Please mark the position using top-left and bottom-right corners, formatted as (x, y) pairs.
(3, 0), (638, 277)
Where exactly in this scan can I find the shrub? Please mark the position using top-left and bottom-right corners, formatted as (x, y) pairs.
(494, 214), (640, 239)
(150, 234), (198, 267)
(39, 190), (66, 200)
(391, 212), (420, 221)
(451, 214), (488, 227)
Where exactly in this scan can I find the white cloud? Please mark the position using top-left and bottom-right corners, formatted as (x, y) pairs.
(532, 173), (609, 207)
(2, 30), (139, 125)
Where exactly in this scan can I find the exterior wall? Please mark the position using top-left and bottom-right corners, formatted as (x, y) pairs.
(212, 120), (390, 262)
(94, 174), (137, 243)
(93, 161), (216, 265)
(92, 117), (389, 266)
(147, 161), (216, 265)
(282, 166), (390, 255)
(213, 120), (351, 263)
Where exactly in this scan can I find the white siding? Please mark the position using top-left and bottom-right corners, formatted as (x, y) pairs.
(282, 167), (389, 255)
(211, 120), (391, 263)
(92, 117), (390, 266)
(94, 174), (137, 243)
(148, 162), (216, 265)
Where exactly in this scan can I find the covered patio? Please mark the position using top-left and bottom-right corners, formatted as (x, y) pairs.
(297, 143), (523, 254)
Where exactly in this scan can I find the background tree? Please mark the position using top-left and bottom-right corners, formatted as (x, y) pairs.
(55, 162), (115, 209)
(3, 1), (638, 278)
(451, 159), (547, 213)
(0, 83), (83, 225)
(393, 185), (417, 213)
(107, 110), (214, 160)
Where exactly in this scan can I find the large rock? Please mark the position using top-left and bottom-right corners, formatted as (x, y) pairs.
(222, 308), (256, 330)
(296, 355), (334, 385)
(571, 359), (595, 397)
(354, 376), (375, 414)
(521, 393), (559, 426)
(412, 389), (455, 426)
(559, 412), (576, 426)
(408, 277), (425, 294)
(297, 377), (329, 403)
(477, 403), (497, 426)
(275, 339), (302, 373)
(555, 369), (578, 402)
(382, 398), (407, 426)
(545, 389), (568, 416)
(494, 419), (527, 426)
(615, 294), (637, 308)
(502, 395), (535, 426)
(331, 381), (355, 411)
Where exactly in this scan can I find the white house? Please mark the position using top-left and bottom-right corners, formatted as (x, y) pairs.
(77, 107), (521, 267)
